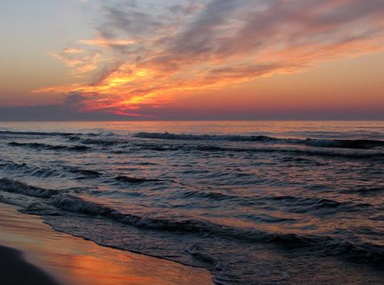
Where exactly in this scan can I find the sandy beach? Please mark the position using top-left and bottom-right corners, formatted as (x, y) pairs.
(0, 202), (214, 285)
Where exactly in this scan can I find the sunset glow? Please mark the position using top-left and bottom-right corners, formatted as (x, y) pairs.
(1, 0), (384, 120)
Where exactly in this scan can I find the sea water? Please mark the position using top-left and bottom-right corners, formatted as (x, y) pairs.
(0, 121), (383, 284)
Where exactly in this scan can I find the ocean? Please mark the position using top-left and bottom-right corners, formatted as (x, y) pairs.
(0, 121), (383, 285)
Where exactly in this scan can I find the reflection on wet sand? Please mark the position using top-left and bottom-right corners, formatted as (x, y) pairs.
(0, 203), (213, 285)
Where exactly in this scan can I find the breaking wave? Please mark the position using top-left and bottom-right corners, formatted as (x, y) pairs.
(0, 177), (383, 270)
(135, 132), (384, 150)
(1, 121), (384, 284)
(8, 142), (89, 152)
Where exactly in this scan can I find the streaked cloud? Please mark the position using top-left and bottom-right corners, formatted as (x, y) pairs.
(38, 0), (384, 117)
(51, 48), (101, 75)
(79, 38), (137, 47)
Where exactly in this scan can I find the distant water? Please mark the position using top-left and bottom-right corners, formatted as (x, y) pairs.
(0, 121), (383, 285)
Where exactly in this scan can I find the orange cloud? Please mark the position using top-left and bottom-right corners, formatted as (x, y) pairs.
(79, 38), (137, 47)
(36, 0), (384, 117)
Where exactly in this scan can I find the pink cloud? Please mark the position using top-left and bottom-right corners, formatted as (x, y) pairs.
(37, 0), (384, 117)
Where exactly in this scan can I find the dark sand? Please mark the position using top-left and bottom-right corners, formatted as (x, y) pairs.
(0, 244), (61, 285)
(0, 202), (214, 285)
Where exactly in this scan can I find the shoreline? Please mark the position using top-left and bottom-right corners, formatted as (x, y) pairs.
(0, 202), (214, 285)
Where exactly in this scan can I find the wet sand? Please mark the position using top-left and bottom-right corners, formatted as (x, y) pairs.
(0, 202), (214, 285)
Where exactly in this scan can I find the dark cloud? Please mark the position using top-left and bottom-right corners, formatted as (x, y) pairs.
(102, 7), (158, 38)
(0, 93), (129, 121)
(169, 0), (384, 61)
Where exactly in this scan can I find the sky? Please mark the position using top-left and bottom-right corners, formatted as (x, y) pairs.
(1, 0), (383, 121)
